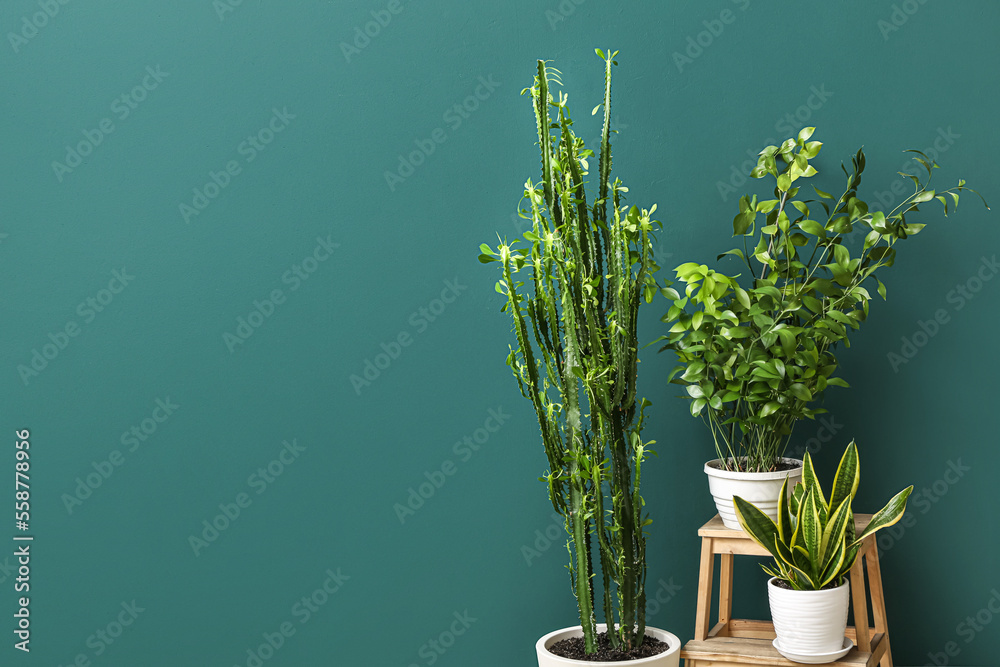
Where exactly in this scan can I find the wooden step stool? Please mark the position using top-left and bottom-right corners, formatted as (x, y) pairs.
(681, 514), (894, 667)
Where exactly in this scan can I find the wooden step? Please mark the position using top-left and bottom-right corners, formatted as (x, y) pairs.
(681, 633), (886, 667)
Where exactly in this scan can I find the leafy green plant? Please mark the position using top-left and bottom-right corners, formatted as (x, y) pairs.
(734, 441), (912, 590)
(479, 50), (662, 654)
(658, 129), (987, 472)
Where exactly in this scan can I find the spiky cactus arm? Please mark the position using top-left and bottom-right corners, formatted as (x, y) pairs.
(487, 52), (660, 656)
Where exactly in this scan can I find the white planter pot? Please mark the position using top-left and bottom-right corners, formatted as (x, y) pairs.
(704, 458), (803, 530)
(536, 623), (681, 667)
(768, 577), (850, 660)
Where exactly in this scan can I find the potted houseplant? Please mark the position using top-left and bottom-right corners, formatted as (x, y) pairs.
(658, 128), (985, 529)
(733, 441), (912, 663)
(480, 50), (680, 665)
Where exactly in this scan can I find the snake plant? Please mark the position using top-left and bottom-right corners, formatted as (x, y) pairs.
(734, 441), (912, 590)
(480, 50), (662, 654)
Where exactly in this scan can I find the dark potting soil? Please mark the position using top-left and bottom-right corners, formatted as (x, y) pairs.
(708, 458), (800, 473)
(772, 578), (843, 591)
(548, 632), (670, 662)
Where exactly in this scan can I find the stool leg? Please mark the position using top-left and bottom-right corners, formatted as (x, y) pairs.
(866, 546), (893, 667)
(718, 552), (734, 635)
(850, 554), (871, 652)
(694, 537), (715, 640)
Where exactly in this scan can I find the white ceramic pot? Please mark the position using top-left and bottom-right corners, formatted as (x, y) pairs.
(768, 577), (850, 660)
(704, 458), (803, 530)
(536, 623), (681, 667)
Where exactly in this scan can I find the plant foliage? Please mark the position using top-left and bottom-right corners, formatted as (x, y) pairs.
(480, 50), (661, 654)
(658, 129), (987, 472)
(734, 441), (912, 590)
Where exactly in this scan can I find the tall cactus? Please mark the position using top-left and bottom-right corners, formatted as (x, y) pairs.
(480, 50), (662, 655)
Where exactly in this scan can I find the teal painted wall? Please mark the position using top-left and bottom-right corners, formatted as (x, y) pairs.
(1, 1), (997, 665)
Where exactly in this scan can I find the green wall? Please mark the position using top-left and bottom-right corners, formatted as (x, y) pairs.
(1, 1), (997, 665)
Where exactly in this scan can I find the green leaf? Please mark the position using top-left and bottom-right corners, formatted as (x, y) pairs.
(776, 477), (792, 544)
(733, 211), (755, 235)
(760, 401), (781, 417)
(801, 452), (826, 511)
(789, 383), (813, 402)
(852, 486), (914, 547)
(734, 496), (783, 561)
(790, 483), (804, 516)
(829, 442), (860, 511)
(777, 173), (791, 191)
(798, 127), (815, 142)
(735, 286), (751, 309)
(776, 328), (797, 357)
(819, 497), (851, 572)
(833, 244), (850, 267)
(813, 186), (834, 199)
(801, 489), (822, 576)
(798, 220), (826, 237)
(870, 210), (889, 233)
(675, 262), (703, 278)
(803, 141), (823, 159)
(777, 211), (791, 232)
(681, 361), (706, 381)
(819, 538), (847, 588)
